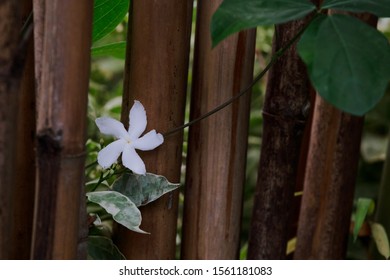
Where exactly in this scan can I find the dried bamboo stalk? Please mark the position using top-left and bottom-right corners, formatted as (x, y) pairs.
(115, 0), (193, 259)
(181, 0), (256, 259)
(0, 0), (24, 260)
(31, 0), (93, 259)
(247, 19), (312, 260)
(294, 14), (377, 260)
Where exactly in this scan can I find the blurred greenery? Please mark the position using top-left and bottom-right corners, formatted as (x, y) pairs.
(347, 19), (390, 260)
(86, 3), (390, 259)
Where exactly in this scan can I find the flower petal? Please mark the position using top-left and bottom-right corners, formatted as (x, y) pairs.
(128, 100), (147, 140)
(95, 117), (128, 139)
(122, 144), (146, 175)
(97, 139), (126, 169)
(132, 130), (164, 151)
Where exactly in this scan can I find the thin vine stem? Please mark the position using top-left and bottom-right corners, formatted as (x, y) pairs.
(21, 12), (33, 36)
(162, 13), (319, 138)
(89, 165), (127, 192)
(85, 160), (98, 169)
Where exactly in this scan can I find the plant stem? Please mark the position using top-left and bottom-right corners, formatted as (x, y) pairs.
(89, 166), (127, 192)
(85, 160), (98, 169)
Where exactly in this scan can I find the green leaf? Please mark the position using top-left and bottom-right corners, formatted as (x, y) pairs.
(239, 243), (248, 260)
(86, 191), (147, 234)
(286, 237), (297, 255)
(87, 236), (125, 260)
(91, 41), (127, 59)
(92, 0), (129, 43)
(321, 0), (390, 18)
(370, 222), (390, 260)
(353, 198), (375, 241)
(298, 14), (390, 116)
(211, 0), (316, 47)
(112, 173), (180, 207)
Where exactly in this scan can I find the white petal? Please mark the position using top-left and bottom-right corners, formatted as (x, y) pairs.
(128, 100), (147, 140)
(122, 144), (146, 175)
(95, 117), (128, 139)
(97, 139), (126, 169)
(132, 130), (164, 151)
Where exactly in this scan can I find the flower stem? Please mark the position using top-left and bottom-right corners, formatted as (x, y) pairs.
(85, 160), (98, 169)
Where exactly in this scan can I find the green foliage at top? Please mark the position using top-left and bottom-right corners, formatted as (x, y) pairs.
(297, 14), (390, 115)
(211, 0), (390, 115)
(92, 0), (129, 43)
(322, 0), (390, 17)
(211, 0), (316, 47)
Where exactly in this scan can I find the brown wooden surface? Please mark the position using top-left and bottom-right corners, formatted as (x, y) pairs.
(247, 19), (312, 260)
(294, 97), (364, 259)
(12, 27), (35, 260)
(0, 0), (23, 260)
(294, 13), (376, 260)
(180, 0), (256, 260)
(115, 0), (193, 259)
(31, 0), (93, 259)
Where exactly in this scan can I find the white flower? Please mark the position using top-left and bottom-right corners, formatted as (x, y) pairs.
(95, 100), (164, 175)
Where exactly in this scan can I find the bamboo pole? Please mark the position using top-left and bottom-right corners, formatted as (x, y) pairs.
(31, 0), (93, 259)
(294, 14), (376, 260)
(13, 40), (35, 259)
(0, 0), (23, 260)
(115, 0), (193, 259)
(180, 0), (256, 259)
(10, 0), (36, 259)
(294, 98), (363, 259)
(247, 19), (313, 260)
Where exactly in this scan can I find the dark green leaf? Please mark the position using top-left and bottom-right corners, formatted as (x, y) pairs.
(322, 0), (390, 18)
(112, 173), (180, 207)
(298, 14), (390, 115)
(92, 0), (129, 43)
(211, 0), (316, 47)
(87, 236), (125, 260)
(91, 41), (127, 59)
(86, 191), (147, 234)
(353, 198), (374, 241)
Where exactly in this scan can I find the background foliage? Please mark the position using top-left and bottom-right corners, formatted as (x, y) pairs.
(87, 0), (390, 259)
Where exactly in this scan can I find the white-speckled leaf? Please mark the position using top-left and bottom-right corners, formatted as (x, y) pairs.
(370, 222), (390, 260)
(86, 191), (148, 234)
(112, 173), (180, 207)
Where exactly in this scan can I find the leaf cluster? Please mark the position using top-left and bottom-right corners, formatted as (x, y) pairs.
(211, 0), (390, 116)
(86, 171), (180, 259)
